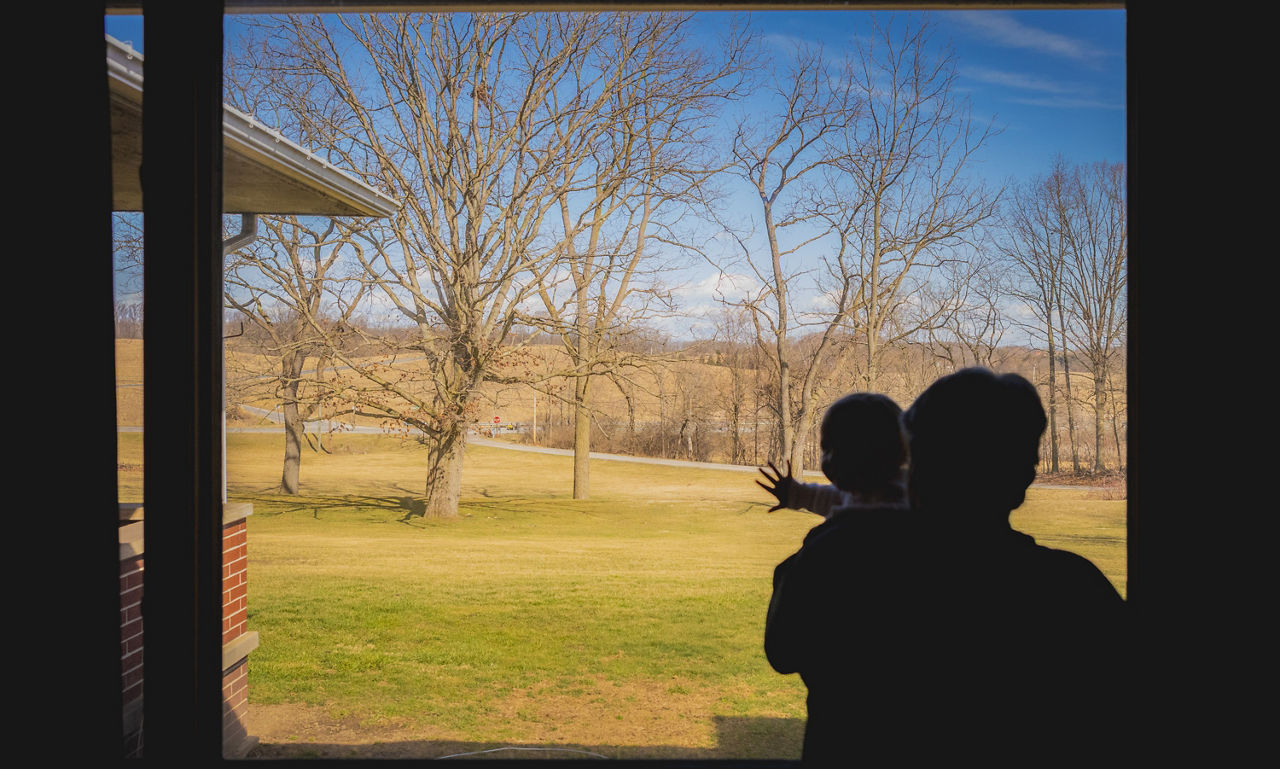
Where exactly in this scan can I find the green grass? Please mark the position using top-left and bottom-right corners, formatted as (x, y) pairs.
(116, 432), (1126, 758)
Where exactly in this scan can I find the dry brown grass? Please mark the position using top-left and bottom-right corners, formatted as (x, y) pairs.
(123, 337), (748, 434)
(115, 339), (144, 426)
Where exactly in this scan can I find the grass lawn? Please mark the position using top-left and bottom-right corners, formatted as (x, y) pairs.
(117, 432), (1127, 759)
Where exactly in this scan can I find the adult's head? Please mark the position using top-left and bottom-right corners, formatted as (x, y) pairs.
(902, 368), (1046, 519)
(819, 392), (906, 497)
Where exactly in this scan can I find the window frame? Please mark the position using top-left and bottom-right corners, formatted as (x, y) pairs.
(89, 1), (1159, 762)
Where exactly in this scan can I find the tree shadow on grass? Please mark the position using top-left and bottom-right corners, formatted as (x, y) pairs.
(232, 488), (431, 521)
(245, 714), (802, 762)
(232, 488), (547, 524)
(395, 495), (427, 519)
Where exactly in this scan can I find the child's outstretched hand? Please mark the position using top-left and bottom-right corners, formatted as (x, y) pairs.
(756, 460), (796, 512)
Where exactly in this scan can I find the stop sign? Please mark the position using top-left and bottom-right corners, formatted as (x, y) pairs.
(493, 416), (500, 423)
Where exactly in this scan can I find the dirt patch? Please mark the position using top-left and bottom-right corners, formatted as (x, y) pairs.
(243, 676), (758, 760)
(485, 675), (720, 749)
(243, 702), (553, 759)
(246, 703), (390, 758)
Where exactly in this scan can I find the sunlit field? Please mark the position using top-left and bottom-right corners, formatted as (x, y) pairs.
(117, 431), (1126, 759)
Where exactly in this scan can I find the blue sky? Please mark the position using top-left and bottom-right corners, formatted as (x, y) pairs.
(929, 9), (1125, 181)
(697, 9), (1126, 190)
(674, 10), (1125, 334)
(106, 8), (1125, 186)
(107, 9), (1125, 340)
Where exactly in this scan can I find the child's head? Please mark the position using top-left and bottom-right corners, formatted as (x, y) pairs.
(819, 392), (906, 496)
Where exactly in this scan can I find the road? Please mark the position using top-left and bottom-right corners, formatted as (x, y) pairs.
(229, 405), (774, 474)
(158, 405), (1101, 488)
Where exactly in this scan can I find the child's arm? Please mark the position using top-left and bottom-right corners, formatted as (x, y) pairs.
(757, 461), (843, 517)
(789, 480), (845, 518)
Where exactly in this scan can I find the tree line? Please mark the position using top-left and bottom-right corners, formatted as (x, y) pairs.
(115, 11), (1127, 516)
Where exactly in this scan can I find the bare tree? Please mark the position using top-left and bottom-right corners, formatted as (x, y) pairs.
(223, 216), (366, 494)
(533, 12), (750, 498)
(1001, 159), (1073, 473)
(829, 16), (1000, 393)
(1059, 160), (1127, 473)
(718, 17), (997, 475)
(236, 12), (758, 516)
(113, 213), (145, 338)
(711, 306), (760, 465)
(1003, 157), (1125, 474)
(1105, 362), (1126, 473)
(115, 301), (144, 339)
(669, 361), (718, 461)
(924, 250), (1011, 372)
(717, 42), (862, 475)
(220, 50), (375, 495)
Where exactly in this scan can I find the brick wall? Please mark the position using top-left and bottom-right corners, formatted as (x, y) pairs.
(119, 503), (258, 759)
(222, 659), (251, 754)
(223, 519), (248, 645)
(220, 503), (259, 758)
(119, 507), (145, 758)
(120, 549), (144, 758)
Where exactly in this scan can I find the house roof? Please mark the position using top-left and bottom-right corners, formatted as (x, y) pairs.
(107, 35), (398, 217)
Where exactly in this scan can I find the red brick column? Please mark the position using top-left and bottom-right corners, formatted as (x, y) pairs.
(119, 504), (145, 758)
(120, 552), (144, 748)
(220, 503), (258, 758)
(118, 502), (259, 759)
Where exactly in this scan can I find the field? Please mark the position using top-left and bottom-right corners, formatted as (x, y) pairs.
(116, 430), (1126, 760)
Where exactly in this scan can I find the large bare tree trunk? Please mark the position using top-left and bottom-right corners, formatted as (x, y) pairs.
(424, 426), (467, 518)
(280, 404), (304, 494)
(278, 351), (308, 494)
(280, 400), (304, 494)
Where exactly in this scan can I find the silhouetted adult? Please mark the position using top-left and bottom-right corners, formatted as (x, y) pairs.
(765, 368), (1126, 763)
(902, 367), (1127, 756)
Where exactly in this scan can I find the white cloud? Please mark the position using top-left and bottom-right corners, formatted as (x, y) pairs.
(1005, 95), (1124, 111)
(961, 65), (1079, 95)
(953, 11), (1107, 66)
(762, 32), (811, 54)
(676, 271), (762, 306)
(960, 65), (1123, 111)
(805, 287), (843, 316)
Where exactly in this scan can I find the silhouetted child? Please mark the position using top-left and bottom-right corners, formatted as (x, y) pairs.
(757, 392), (907, 518)
(761, 391), (910, 761)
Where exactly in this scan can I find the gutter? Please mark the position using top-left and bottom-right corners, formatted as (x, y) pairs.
(107, 34), (399, 219)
